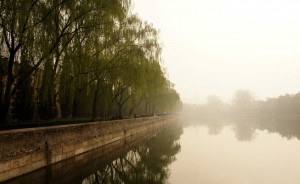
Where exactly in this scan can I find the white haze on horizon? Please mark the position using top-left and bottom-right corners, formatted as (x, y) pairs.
(133, 0), (300, 104)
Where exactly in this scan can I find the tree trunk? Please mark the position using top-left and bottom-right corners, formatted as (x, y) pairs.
(72, 91), (79, 118)
(0, 51), (16, 124)
(91, 83), (99, 120)
(117, 103), (123, 119)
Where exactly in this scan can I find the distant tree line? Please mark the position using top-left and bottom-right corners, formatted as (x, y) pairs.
(0, 0), (181, 124)
(183, 89), (300, 117)
(182, 90), (256, 117)
(259, 93), (300, 115)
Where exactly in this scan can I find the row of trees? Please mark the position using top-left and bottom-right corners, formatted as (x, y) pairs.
(182, 89), (257, 117)
(259, 93), (300, 115)
(0, 0), (181, 124)
(183, 89), (300, 117)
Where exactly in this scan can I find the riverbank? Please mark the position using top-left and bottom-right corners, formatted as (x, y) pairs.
(0, 115), (177, 182)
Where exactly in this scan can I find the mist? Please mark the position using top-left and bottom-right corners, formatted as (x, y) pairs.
(181, 89), (300, 119)
(2, 0), (300, 183)
(133, 0), (300, 104)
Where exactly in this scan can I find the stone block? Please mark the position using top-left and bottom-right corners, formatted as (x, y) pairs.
(55, 155), (62, 162)
(62, 145), (74, 153)
(66, 151), (75, 158)
(12, 159), (20, 168)
(8, 167), (20, 178)
(61, 153), (67, 160)
(31, 152), (44, 163)
(18, 164), (33, 175)
(32, 160), (46, 170)
(18, 154), (32, 167)
(0, 161), (10, 173)
(75, 148), (84, 155)
(0, 171), (9, 182)
(51, 147), (63, 155)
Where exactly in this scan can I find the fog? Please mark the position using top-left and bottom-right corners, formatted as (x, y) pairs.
(169, 118), (300, 184)
(174, 92), (300, 183)
(133, 0), (300, 103)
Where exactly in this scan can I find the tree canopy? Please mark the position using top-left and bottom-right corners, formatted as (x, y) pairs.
(0, 0), (181, 123)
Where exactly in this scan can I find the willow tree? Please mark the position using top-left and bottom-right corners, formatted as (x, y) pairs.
(0, 0), (181, 123)
(38, 0), (131, 119)
(0, 0), (131, 122)
(58, 0), (131, 118)
(0, 0), (44, 123)
(106, 15), (162, 118)
(0, 0), (79, 122)
(0, 0), (73, 121)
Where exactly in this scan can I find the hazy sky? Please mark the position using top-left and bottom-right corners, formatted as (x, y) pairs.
(132, 0), (300, 104)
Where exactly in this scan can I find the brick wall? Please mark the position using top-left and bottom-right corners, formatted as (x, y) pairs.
(0, 116), (175, 182)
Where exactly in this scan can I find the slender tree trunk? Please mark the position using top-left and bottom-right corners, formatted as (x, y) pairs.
(144, 101), (148, 116)
(129, 95), (144, 117)
(72, 91), (79, 118)
(0, 51), (16, 124)
(117, 103), (123, 119)
(91, 82), (100, 120)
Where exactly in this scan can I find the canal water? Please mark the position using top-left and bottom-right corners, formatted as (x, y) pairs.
(169, 117), (300, 184)
(5, 117), (300, 184)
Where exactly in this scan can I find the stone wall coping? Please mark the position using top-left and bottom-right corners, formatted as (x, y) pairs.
(0, 116), (170, 135)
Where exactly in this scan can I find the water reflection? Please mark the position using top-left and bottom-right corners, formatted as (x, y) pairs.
(5, 124), (182, 184)
(7, 117), (300, 184)
(232, 119), (257, 141)
(170, 116), (300, 184)
(182, 115), (300, 141)
(82, 124), (182, 184)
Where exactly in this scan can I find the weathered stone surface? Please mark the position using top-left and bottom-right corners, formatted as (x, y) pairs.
(0, 116), (176, 182)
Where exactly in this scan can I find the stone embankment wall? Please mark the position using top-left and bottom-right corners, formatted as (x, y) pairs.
(0, 116), (176, 182)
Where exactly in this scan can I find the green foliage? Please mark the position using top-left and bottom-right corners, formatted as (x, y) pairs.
(0, 0), (181, 123)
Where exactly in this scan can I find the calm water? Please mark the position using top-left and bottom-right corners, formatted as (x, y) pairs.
(6, 117), (300, 184)
(169, 117), (300, 184)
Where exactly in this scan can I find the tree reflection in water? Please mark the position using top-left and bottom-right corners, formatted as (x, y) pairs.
(82, 124), (182, 184)
(182, 115), (300, 141)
